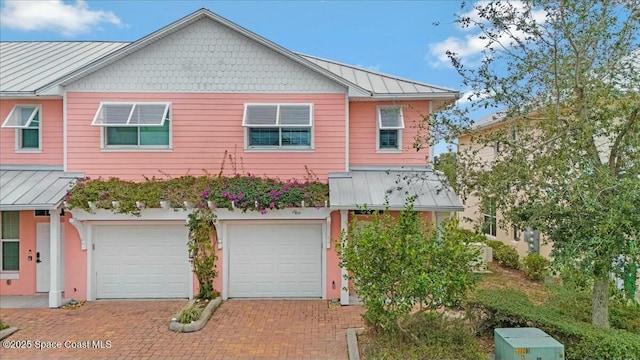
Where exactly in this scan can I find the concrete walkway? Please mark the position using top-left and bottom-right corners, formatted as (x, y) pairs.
(0, 299), (364, 360)
(0, 295), (71, 309)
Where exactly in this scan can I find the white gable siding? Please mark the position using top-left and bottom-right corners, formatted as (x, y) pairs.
(65, 19), (345, 93)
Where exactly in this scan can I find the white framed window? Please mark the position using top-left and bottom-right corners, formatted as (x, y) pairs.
(482, 198), (497, 237)
(1, 211), (20, 272)
(1, 105), (42, 151)
(243, 104), (313, 150)
(376, 106), (404, 151)
(92, 102), (171, 149)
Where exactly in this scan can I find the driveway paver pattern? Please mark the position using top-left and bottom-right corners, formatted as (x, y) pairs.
(0, 299), (364, 360)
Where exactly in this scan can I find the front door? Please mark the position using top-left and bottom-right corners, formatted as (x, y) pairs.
(36, 223), (64, 293)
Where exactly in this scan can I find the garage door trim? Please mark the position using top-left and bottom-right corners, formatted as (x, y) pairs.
(87, 221), (193, 300)
(221, 220), (326, 300)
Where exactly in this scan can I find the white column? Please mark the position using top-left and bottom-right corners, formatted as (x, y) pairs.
(49, 208), (63, 308)
(340, 210), (349, 305)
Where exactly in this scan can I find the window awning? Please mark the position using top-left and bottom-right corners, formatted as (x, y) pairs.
(92, 103), (170, 127)
(328, 166), (463, 211)
(0, 166), (84, 210)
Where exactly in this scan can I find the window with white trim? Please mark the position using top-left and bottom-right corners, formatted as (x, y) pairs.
(377, 106), (404, 150)
(1, 105), (41, 150)
(92, 102), (171, 148)
(243, 104), (313, 149)
(482, 198), (497, 237)
(1, 211), (20, 272)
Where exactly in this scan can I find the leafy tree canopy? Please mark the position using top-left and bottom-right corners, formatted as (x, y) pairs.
(425, 0), (640, 328)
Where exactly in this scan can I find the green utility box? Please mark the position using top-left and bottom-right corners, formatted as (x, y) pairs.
(494, 328), (564, 360)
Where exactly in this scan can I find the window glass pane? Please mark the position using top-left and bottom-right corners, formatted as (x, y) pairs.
(379, 129), (398, 148)
(1, 212), (19, 239)
(2, 242), (19, 271)
(107, 127), (138, 145)
(21, 128), (39, 148)
(249, 128), (279, 146)
(20, 106), (37, 125)
(281, 128), (310, 146)
(482, 215), (496, 237)
(140, 120), (170, 145)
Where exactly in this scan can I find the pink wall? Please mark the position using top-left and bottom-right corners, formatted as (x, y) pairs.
(0, 211), (84, 299)
(0, 99), (64, 166)
(349, 100), (430, 166)
(66, 92), (347, 181)
(0, 211), (36, 295)
(63, 219), (85, 300)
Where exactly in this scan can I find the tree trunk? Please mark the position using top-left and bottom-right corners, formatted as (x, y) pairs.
(592, 274), (610, 328)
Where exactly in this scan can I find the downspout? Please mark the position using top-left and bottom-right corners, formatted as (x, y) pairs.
(63, 91), (68, 172)
(345, 93), (350, 172)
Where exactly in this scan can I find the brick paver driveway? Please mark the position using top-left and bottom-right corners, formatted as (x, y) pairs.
(0, 300), (364, 360)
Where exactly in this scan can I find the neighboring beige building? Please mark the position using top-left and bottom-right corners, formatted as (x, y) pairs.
(456, 112), (553, 258)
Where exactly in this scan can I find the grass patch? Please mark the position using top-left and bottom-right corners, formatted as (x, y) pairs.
(359, 312), (488, 360)
(0, 318), (8, 331)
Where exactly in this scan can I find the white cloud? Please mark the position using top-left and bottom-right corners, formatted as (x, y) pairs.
(428, 34), (488, 67)
(456, 89), (494, 105)
(0, 0), (123, 37)
(428, 1), (547, 67)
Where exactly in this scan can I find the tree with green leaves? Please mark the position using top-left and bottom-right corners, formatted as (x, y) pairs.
(339, 205), (478, 334)
(427, 0), (640, 328)
(434, 151), (458, 192)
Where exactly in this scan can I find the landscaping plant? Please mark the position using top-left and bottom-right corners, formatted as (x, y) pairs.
(339, 203), (479, 335)
(177, 304), (203, 324)
(423, 0), (640, 328)
(522, 253), (550, 281)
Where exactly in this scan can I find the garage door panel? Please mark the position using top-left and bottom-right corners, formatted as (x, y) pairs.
(95, 225), (189, 299)
(228, 223), (322, 298)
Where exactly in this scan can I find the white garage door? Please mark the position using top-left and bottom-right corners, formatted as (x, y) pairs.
(228, 223), (322, 298)
(94, 224), (190, 299)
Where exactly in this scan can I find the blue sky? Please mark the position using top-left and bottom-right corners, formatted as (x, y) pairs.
(0, 0), (489, 154)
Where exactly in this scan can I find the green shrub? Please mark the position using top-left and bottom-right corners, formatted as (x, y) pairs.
(522, 253), (550, 281)
(467, 288), (640, 359)
(483, 240), (520, 269)
(177, 304), (203, 324)
(547, 283), (640, 334)
(0, 318), (8, 330)
(339, 206), (478, 332)
(361, 312), (488, 360)
(485, 239), (505, 252)
(494, 245), (520, 269)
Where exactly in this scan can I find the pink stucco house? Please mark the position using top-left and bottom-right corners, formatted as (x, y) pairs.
(0, 9), (461, 307)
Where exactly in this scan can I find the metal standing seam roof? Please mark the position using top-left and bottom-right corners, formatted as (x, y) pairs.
(328, 167), (463, 211)
(0, 41), (128, 93)
(299, 54), (459, 98)
(0, 166), (84, 210)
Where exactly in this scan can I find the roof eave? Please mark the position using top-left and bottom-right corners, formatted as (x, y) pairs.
(0, 204), (63, 211)
(350, 92), (460, 101)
